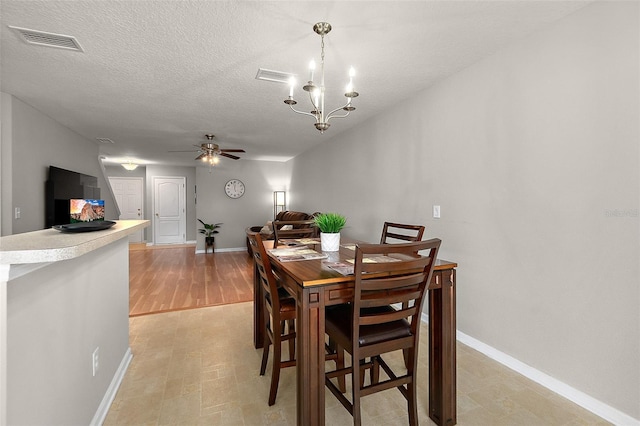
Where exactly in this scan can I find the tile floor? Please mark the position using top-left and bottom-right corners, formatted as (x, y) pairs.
(104, 302), (610, 425)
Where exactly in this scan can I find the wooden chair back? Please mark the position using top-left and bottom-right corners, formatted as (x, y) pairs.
(247, 232), (281, 319)
(352, 239), (440, 358)
(379, 222), (425, 244)
(272, 219), (318, 247)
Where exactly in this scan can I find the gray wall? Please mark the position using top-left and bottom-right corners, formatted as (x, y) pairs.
(106, 161), (292, 249)
(290, 2), (639, 420)
(104, 160), (291, 249)
(0, 93), (118, 235)
(195, 159), (291, 251)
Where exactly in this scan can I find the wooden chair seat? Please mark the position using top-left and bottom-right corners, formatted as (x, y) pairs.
(326, 305), (411, 347)
(274, 288), (296, 313)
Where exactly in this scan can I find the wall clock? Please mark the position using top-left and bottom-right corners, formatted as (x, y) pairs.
(224, 179), (245, 199)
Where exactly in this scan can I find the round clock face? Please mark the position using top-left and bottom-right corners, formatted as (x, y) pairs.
(224, 179), (245, 198)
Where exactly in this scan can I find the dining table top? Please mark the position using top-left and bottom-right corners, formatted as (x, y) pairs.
(265, 237), (457, 287)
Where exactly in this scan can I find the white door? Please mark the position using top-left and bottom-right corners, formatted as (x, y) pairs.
(153, 177), (186, 244)
(109, 177), (144, 243)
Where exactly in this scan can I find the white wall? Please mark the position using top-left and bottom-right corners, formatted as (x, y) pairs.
(195, 159), (291, 251)
(0, 93), (118, 235)
(290, 2), (639, 420)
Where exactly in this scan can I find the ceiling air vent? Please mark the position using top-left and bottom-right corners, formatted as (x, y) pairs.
(255, 68), (295, 84)
(8, 26), (83, 52)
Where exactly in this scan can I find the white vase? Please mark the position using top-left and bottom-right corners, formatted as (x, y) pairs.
(320, 232), (341, 252)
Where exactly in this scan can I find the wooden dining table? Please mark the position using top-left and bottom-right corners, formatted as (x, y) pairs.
(251, 238), (457, 426)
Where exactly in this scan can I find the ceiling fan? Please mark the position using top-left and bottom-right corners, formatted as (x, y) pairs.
(169, 134), (246, 164)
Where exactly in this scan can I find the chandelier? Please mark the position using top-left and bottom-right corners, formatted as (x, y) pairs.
(284, 22), (358, 133)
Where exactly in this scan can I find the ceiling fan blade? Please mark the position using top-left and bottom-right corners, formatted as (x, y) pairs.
(220, 152), (241, 160)
(195, 153), (207, 160)
(220, 149), (246, 153)
(169, 144), (207, 153)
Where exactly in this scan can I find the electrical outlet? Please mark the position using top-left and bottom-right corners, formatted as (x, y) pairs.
(433, 205), (441, 219)
(14, 207), (20, 219)
(92, 347), (100, 376)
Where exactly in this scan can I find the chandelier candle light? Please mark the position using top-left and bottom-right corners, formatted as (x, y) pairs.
(284, 22), (358, 133)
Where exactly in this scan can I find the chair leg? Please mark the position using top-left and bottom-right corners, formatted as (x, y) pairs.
(287, 319), (295, 361)
(326, 338), (346, 393)
(352, 359), (362, 426)
(268, 320), (283, 406)
(336, 346), (346, 393)
(406, 352), (418, 426)
(370, 356), (380, 385)
(260, 328), (270, 376)
(407, 379), (418, 426)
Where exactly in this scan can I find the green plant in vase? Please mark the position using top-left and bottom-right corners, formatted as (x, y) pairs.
(198, 219), (222, 249)
(314, 213), (346, 251)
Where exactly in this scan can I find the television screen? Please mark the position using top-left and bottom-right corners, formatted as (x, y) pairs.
(70, 199), (105, 223)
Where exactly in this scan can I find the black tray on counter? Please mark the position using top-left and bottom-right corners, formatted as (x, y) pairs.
(53, 221), (116, 233)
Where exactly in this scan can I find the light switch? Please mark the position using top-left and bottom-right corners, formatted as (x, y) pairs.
(433, 205), (440, 219)
(14, 207), (21, 219)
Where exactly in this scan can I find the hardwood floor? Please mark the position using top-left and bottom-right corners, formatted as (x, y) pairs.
(128, 244), (254, 317)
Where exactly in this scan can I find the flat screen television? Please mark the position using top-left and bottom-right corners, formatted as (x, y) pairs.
(45, 166), (101, 228)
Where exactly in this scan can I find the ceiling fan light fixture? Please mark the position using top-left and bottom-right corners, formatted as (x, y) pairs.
(169, 134), (245, 165)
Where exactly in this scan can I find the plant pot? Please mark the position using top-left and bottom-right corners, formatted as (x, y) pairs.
(320, 232), (340, 252)
(205, 236), (215, 247)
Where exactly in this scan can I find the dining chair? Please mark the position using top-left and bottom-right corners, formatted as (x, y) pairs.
(247, 232), (297, 406)
(324, 238), (441, 426)
(272, 219), (318, 247)
(380, 222), (425, 244)
(381, 222), (426, 314)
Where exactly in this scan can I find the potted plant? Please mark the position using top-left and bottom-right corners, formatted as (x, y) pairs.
(314, 212), (346, 252)
(198, 219), (222, 251)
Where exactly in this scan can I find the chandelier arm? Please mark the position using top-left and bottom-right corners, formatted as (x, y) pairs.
(307, 90), (321, 113)
(326, 111), (351, 121)
(326, 103), (353, 120)
(288, 104), (318, 118)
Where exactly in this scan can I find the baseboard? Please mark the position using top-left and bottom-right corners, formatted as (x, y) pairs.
(456, 329), (639, 426)
(90, 347), (133, 426)
(145, 240), (197, 247)
(195, 247), (246, 254)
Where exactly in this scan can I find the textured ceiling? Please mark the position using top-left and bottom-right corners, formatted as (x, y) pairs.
(0, 1), (592, 168)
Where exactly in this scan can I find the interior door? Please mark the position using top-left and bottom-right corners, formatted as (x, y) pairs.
(153, 177), (186, 244)
(109, 177), (144, 243)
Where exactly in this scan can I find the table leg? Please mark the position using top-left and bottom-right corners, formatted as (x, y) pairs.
(429, 269), (457, 426)
(296, 286), (325, 426)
